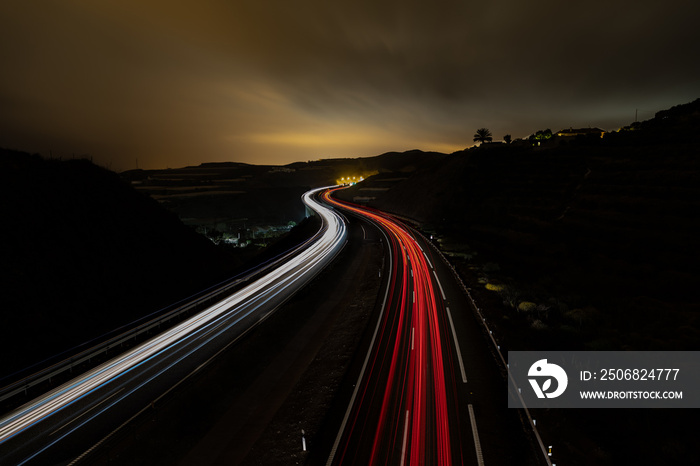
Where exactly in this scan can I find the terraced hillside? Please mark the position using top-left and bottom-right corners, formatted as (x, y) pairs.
(121, 150), (447, 242)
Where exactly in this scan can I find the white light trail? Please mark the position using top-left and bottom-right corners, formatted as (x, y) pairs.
(0, 187), (346, 457)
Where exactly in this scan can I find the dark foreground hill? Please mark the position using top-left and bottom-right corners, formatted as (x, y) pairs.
(0, 150), (239, 378)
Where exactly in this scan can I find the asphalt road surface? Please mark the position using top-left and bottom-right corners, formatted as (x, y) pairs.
(323, 190), (544, 466)
(1, 186), (546, 465)
(83, 190), (385, 465)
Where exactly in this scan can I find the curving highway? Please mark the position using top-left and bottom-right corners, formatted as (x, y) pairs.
(323, 189), (464, 466)
(0, 187), (346, 465)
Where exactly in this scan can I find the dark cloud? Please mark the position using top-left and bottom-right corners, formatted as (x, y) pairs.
(1, 0), (698, 170)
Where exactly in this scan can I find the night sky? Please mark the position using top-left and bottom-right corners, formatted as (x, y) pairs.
(2, 0), (698, 171)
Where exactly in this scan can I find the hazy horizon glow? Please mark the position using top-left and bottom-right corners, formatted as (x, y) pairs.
(2, 0), (698, 171)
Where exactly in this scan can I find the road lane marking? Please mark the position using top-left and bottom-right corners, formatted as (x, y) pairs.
(360, 224), (366, 240)
(400, 409), (410, 466)
(432, 270), (447, 300)
(468, 404), (485, 466)
(446, 306), (467, 383)
(326, 225), (393, 465)
(423, 251), (433, 269)
(411, 327), (414, 350)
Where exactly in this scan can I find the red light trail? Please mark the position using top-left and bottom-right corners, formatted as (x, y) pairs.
(323, 189), (463, 466)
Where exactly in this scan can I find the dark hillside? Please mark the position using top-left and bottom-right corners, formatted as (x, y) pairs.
(348, 99), (700, 352)
(334, 101), (700, 464)
(0, 150), (238, 378)
(285, 149), (448, 177)
(122, 150), (447, 240)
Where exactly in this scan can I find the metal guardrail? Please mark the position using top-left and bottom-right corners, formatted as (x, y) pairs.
(0, 226), (323, 407)
(414, 228), (553, 466)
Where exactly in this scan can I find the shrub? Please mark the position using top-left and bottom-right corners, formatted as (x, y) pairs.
(518, 301), (537, 312)
(485, 282), (504, 292)
(498, 283), (521, 308)
(531, 319), (548, 330)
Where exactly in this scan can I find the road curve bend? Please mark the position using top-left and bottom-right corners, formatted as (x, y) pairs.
(323, 189), (463, 466)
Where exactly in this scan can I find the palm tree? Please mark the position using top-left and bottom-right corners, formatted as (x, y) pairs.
(473, 128), (493, 144)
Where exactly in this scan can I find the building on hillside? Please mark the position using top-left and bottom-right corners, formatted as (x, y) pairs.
(556, 127), (606, 138)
